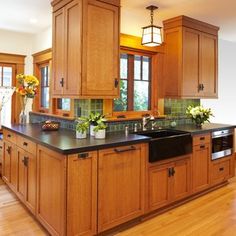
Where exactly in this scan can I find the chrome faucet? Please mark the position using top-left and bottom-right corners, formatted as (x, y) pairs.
(142, 115), (155, 130)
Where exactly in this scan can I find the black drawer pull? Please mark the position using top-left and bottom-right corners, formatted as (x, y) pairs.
(22, 156), (29, 167)
(168, 168), (172, 177)
(114, 146), (136, 153)
(23, 142), (28, 146)
(200, 137), (205, 140)
(6, 146), (11, 154)
(200, 145), (205, 149)
(219, 167), (224, 171)
(7, 134), (11, 138)
(78, 153), (89, 159)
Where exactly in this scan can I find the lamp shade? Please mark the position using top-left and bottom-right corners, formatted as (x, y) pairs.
(142, 25), (162, 47)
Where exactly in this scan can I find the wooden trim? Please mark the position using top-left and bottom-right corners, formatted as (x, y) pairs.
(120, 34), (164, 54)
(163, 15), (219, 36)
(0, 53), (26, 64)
(30, 111), (75, 121)
(32, 49), (52, 114)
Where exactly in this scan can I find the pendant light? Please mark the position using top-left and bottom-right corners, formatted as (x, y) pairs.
(142, 5), (162, 47)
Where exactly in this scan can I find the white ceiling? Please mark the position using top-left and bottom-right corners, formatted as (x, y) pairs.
(1, 0), (236, 42)
(0, 0), (51, 34)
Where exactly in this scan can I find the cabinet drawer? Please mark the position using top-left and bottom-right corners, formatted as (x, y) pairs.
(211, 159), (230, 184)
(17, 136), (36, 155)
(193, 133), (211, 146)
(3, 129), (17, 143)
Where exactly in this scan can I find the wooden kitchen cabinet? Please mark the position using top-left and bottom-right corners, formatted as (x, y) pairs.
(97, 143), (147, 233)
(2, 140), (18, 192)
(37, 145), (66, 236)
(51, 0), (120, 98)
(192, 134), (211, 193)
(210, 155), (235, 185)
(163, 15), (219, 98)
(67, 151), (97, 236)
(148, 155), (191, 211)
(17, 147), (36, 214)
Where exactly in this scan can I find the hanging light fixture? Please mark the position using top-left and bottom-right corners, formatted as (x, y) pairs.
(142, 5), (162, 47)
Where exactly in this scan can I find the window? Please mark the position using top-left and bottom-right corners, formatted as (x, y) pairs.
(57, 98), (70, 111)
(40, 64), (50, 109)
(0, 64), (15, 126)
(114, 51), (152, 112)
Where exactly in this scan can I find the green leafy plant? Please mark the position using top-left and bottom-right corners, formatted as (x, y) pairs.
(76, 117), (89, 134)
(88, 112), (106, 126)
(93, 120), (107, 132)
(186, 105), (214, 126)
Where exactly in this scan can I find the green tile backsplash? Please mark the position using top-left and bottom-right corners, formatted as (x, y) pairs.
(30, 99), (200, 132)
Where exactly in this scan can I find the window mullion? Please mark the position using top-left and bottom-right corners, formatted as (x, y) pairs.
(127, 54), (134, 111)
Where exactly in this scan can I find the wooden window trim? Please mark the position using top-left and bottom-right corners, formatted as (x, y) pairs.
(104, 33), (165, 120)
(32, 49), (52, 114)
(0, 53), (26, 124)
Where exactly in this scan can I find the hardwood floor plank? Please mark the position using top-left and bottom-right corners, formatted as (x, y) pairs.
(1, 175), (236, 235)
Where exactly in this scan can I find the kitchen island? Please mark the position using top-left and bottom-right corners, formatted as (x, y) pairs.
(1, 123), (235, 236)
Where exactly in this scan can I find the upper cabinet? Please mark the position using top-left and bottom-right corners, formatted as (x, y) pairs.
(51, 0), (120, 98)
(163, 15), (219, 98)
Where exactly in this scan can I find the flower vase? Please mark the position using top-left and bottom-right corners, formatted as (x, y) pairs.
(19, 97), (33, 125)
(195, 121), (203, 128)
(19, 111), (27, 124)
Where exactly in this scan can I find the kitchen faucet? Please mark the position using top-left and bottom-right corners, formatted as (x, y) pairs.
(142, 114), (155, 130)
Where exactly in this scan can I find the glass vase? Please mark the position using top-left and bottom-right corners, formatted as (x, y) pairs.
(19, 110), (27, 125)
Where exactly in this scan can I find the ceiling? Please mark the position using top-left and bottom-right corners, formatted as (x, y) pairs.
(1, 0), (236, 42)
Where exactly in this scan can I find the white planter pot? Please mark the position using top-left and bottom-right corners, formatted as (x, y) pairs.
(90, 125), (96, 136)
(94, 129), (106, 139)
(76, 131), (87, 139)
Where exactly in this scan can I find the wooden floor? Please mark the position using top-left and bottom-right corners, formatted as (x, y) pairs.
(1, 177), (236, 236)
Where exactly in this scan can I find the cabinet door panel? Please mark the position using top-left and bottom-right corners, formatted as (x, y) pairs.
(64, 0), (82, 96)
(52, 8), (65, 96)
(2, 141), (12, 184)
(25, 151), (36, 214)
(17, 150), (26, 202)
(98, 144), (146, 232)
(67, 152), (97, 236)
(193, 144), (210, 193)
(183, 28), (200, 97)
(172, 157), (191, 201)
(148, 164), (171, 211)
(83, 1), (119, 97)
(201, 33), (218, 97)
(37, 145), (66, 236)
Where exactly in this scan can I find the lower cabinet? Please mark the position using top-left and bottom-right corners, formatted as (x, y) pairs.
(36, 145), (66, 236)
(17, 147), (36, 214)
(67, 151), (97, 236)
(148, 155), (191, 211)
(97, 143), (147, 233)
(2, 140), (18, 192)
(192, 133), (211, 193)
(210, 155), (235, 185)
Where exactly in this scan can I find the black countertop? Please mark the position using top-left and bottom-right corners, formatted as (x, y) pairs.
(170, 123), (236, 135)
(2, 123), (235, 154)
(2, 124), (150, 154)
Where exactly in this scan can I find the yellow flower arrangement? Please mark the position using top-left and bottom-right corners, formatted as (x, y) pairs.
(16, 74), (39, 98)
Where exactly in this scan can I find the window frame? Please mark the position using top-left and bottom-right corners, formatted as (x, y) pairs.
(33, 49), (52, 114)
(112, 47), (158, 118)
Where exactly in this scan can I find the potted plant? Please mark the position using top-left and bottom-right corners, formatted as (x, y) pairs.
(75, 117), (89, 139)
(93, 120), (107, 139)
(88, 112), (106, 136)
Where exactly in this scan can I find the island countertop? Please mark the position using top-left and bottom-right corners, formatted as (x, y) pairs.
(2, 123), (235, 154)
(2, 124), (150, 154)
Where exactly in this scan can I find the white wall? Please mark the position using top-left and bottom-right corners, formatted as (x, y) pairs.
(32, 26), (52, 53)
(201, 39), (236, 125)
(0, 29), (34, 74)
